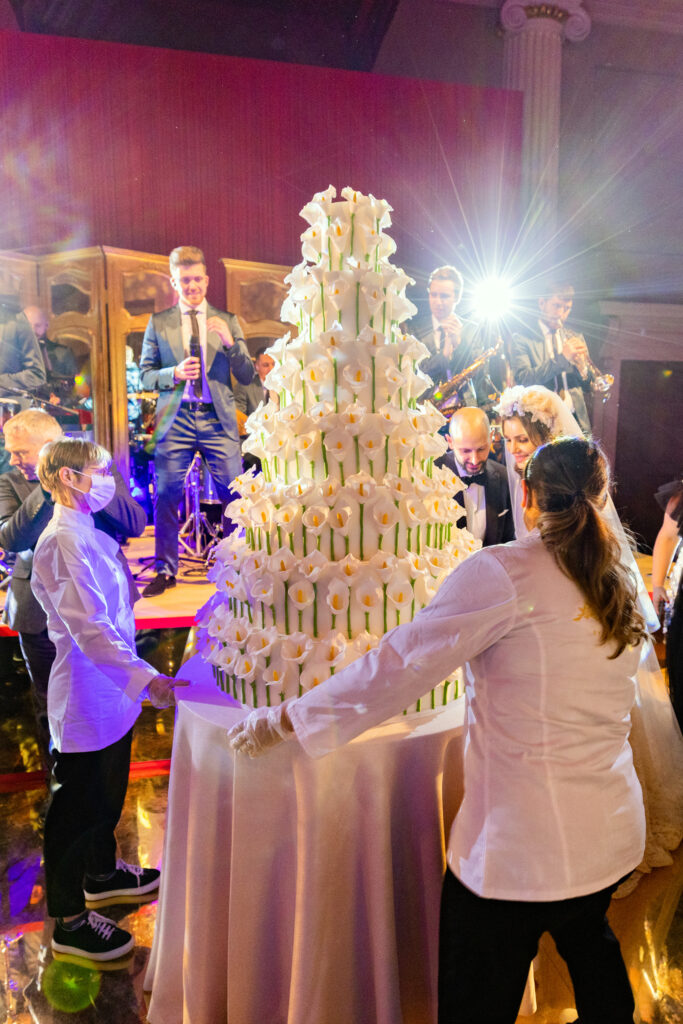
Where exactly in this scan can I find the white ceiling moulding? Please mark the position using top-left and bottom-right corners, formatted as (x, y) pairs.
(439, 0), (683, 36)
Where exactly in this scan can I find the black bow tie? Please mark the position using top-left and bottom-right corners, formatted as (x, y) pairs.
(460, 470), (486, 486)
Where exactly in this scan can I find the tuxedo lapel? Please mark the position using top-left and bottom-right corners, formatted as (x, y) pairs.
(483, 464), (498, 545)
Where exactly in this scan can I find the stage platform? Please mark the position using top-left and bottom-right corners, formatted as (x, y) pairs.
(0, 526), (216, 635)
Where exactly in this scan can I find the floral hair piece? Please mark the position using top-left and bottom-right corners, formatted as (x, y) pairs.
(494, 386), (559, 432)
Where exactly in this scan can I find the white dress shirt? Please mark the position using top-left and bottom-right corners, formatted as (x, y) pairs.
(289, 532), (645, 901)
(32, 503), (157, 753)
(179, 298), (212, 403)
(454, 459), (486, 542)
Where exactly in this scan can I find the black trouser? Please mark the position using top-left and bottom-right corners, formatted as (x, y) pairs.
(438, 867), (634, 1024)
(44, 729), (133, 918)
(18, 628), (56, 774)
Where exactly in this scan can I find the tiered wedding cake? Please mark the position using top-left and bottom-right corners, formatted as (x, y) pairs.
(197, 186), (479, 710)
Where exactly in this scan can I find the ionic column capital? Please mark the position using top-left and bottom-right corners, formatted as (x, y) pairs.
(500, 1), (591, 42)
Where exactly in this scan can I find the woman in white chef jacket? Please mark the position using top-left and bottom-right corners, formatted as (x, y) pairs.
(229, 436), (648, 1024)
(32, 438), (187, 965)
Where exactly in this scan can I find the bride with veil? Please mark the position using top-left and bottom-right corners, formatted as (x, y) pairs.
(496, 384), (683, 891)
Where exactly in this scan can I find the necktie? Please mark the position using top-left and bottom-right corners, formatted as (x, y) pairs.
(435, 327), (442, 352)
(189, 310), (203, 400)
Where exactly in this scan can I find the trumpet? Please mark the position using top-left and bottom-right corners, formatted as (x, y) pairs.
(432, 338), (504, 415)
(561, 329), (614, 400)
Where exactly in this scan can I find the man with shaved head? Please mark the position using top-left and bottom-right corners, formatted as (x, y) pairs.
(436, 406), (515, 547)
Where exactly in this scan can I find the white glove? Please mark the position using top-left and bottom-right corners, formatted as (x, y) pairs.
(228, 702), (295, 757)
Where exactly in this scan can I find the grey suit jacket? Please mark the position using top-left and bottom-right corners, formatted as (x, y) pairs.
(0, 466), (146, 634)
(509, 321), (593, 434)
(139, 303), (254, 447)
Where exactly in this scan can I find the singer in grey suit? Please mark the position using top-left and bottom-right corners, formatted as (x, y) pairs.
(139, 247), (254, 593)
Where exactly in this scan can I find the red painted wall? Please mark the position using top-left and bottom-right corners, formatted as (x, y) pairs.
(1, 30), (521, 303)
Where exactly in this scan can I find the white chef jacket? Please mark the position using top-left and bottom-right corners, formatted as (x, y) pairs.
(32, 503), (157, 753)
(289, 532), (646, 901)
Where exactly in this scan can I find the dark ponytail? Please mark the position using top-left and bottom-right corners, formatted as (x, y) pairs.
(524, 437), (647, 658)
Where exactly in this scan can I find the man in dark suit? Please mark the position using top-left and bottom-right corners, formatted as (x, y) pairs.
(139, 246), (254, 596)
(23, 306), (80, 428)
(0, 304), (46, 473)
(233, 346), (275, 473)
(0, 409), (146, 773)
(508, 281), (595, 434)
(413, 265), (485, 406)
(435, 406), (514, 547)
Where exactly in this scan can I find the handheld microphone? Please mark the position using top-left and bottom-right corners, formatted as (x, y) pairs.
(190, 334), (200, 362)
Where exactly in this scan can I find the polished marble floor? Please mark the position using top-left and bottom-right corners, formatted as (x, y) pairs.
(1, 634), (682, 1023)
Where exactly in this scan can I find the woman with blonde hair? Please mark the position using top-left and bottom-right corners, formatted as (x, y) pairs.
(229, 436), (648, 1023)
(33, 438), (187, 964)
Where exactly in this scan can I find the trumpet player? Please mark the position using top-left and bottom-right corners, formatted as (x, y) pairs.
(509, 281), (595, 434)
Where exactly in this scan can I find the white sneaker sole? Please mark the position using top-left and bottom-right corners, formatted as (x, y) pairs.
(83, 877), (160, 903)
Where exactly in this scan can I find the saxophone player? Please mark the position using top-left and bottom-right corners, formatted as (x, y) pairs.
(414, 265), (486, 407)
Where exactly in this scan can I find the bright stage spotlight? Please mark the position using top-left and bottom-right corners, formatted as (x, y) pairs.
(470, 276), (514, 323)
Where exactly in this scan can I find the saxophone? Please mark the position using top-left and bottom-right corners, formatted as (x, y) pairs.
(432, 337), (504, 415)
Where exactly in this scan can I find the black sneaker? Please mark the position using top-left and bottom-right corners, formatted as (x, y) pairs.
(141, 573), (176, 598)
(84, 860), (160, 906)
(52, 911), (134, 962)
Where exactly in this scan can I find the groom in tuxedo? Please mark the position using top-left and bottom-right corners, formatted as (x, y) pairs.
(435, 407), (514, 547)
(509, 281), (595, 434)
(139, 245), (254, 596)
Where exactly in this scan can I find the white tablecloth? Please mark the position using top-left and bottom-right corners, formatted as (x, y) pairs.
(145, 671), (469, 1024)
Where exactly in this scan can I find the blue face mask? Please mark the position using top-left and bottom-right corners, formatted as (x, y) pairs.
(68, 469), (116, 512)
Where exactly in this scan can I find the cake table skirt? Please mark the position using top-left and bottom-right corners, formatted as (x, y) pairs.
(145, 693), (471, 1024)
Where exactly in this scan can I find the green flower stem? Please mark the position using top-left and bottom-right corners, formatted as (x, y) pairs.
(355, 282), (360, 334)
(333, 358), (339, 413)
(321, 434), (329, 476)
(394, 521), (399, 556)
(350, 212), (355, 253)
(431, 688), (435, 711)
(313, 585), (318, 636)
(378, 532), (383, 550)
(371, 356), (376, 413)
(302, 521), (308, 557)
(295, 451), (300, 478)
(310, 460), (315, 479)
(407, 526), (412, 550)
(384, 442), (389, 475)
(284, 459), (289, 486)
(416, 697), (421, 712)
(266, 532), (271, 556)
(426, 523), (431, 546)
(274, 455), (279, 478)
(247, 604), (253, 624)
(416, 524), (421, 552)
(284, 582), (290, 634)
(261, 604), (266, 628)
(359, 503), (364, 561)
(331, 612), (336, 633)
(277, 525), (282, 549)
(442, 680), (449, 706)
(241, 679), (246, 704)
(347, 603), (352, 638)
(383, 583), (387, 633)
(289, 532), (295, 554)
(320, 282), (326, 332)
(398, 458), (403, 477)
(251, 680), (257, 707)
(365, 611), (370, 632)
(330, 528), (334, 561)
(396, 609), (400, 628)
(298, 609), (303, 631)
(345, 536), (350, 556)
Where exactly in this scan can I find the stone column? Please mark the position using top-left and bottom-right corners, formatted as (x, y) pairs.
(501, 1), (591, 248)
